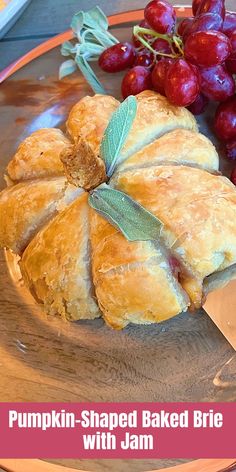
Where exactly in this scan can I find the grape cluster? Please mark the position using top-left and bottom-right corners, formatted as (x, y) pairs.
(98, 0), (236, 184)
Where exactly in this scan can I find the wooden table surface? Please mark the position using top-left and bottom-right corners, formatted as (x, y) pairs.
(0, 0), (235, 73)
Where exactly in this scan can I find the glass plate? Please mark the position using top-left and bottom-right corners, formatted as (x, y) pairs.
(0, 6), (236, 472)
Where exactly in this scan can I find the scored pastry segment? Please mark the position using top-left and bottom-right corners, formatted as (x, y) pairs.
(0, 177), (82, 255)
(7, 128), (71, 182)
(20, 193), (100, 321)
(89, 208), (189, 329)
(117, 91), (198, 166)
(117, 128), (219, 174)
(89, 208), (159, 274)
(113, 165), (236, 309)
(66, 94), (119, 150)
(95, 263), (189, 329)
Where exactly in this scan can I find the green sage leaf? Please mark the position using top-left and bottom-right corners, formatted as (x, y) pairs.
(93, 28), (119, 46)
(59, 59), (77, 79)
(100, 96), (137, 177)
(81, 28), (118, 48)
(71, 12), (84, 36)
(75, 55), (107, 94)
(89, 184), (163, 241)
(79, 41), (104, 57)
(83, 6), (108, 31)
(60, 6), (118, 83)
(61, 41), (77, 57)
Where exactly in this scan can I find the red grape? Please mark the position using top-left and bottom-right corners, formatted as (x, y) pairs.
(121, 66), (152, 98)
(151, 58), (174, 95)
(144, 0), (176, 34)
(229, 31), (236, 57)
(199, 64), (235, 102)
(225, 31), (236, 73)
(187, 13), (223, 35)
(99, 42), (136, 73)
(230, 167), (236, 185)
(152, 37), (172, 58)
(196, 0), (225, 19)
(192, 0), (202, 15)
(223, 12), (236, 37)
(184, 31), (231, 67)
(226, 58), (236, 74)
(132, 19), (152, 48)
(134, 50), (154, 68)
(165, 59), (200, 107)
(187, 93), (209, 115)
(225, 140), (236, 161)
(178, 17), (194, 38)
(214, 96), (236, 141)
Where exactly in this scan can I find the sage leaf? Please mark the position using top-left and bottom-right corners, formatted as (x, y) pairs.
(89, 184), (163, 241)
(71, 12), (84, 36)
(79, 42), (104, 57)
(100, 96), (137, 177)
(61, 41), (77, 57)
(60, 6), (118, 83)
(83, 6), (108, 31)
(59, 60), (77, 79)
(75, 55), (107, 94)
(81, 28), (118, 48)
(93, 29), (119, 46)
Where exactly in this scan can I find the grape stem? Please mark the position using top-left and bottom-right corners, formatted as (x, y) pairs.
(133, 25), (183, 59)
(172, 35), (184, 55)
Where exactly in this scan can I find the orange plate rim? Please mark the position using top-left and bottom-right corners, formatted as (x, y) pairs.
(0, 6), (193, 84)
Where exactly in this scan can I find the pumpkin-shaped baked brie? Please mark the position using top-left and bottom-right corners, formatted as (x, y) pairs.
(1, 91), (236, 329)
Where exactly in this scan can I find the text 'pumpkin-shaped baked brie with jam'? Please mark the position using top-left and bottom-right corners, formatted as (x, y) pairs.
(1, 90), (236, 329)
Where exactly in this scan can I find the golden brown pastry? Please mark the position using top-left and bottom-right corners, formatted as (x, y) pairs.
(89, 207), (188, 328)
(66, 94), (119, 150)
(112, 166), (236, 309)
(119, 91), (197, 164)
(1, 90), (236, 329)
(64, 91), (198, 187)
(21, 193), (100, 321)
(118, 128), (219, 173)
(61, 139), (107, 190)
(7, 128), (70, 182)
(0, 177), (81, 255)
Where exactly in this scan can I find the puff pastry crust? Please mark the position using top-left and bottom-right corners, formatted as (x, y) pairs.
(66, 94), (119, 151)
(119, 91), (197, 164)
(118, 128), (219, 173)
(112, 166), (236, 308)
(21, 193), (100, 321)
(0, 177), (81, 254)
(89, 208), (188, 328)
(7, 128), (70, 182)
(1, 90), (236, 328)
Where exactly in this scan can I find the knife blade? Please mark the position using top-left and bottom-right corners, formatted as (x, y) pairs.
(203, 279), (236, 351)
